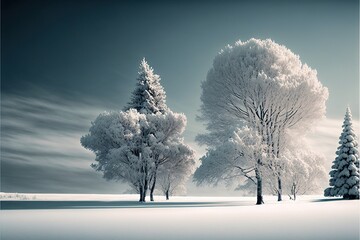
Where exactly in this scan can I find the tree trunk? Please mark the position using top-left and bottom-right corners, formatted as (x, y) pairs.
(139, 187), (144, 202)
(138, 153), (147, 202)
(150, 173), (157, 202)
(165, 190), (169, 200)
(140, 187), (147, 202)
(139, 179), (148, 202)
(277, 175), (282, 201)
(255, 169), (264, 205)
(293, 183), (296, 201)
(276, 127), (283, 202)
(143, 179), (148, 202)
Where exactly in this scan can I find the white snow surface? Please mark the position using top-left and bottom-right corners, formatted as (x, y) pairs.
(1, 194), (359, 240)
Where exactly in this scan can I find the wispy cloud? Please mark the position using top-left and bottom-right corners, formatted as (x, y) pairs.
(1, 93), (126, 193)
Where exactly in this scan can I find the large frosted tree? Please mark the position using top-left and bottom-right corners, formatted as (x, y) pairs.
(81, 59), (195, 202)
(197, 38), (328, 201)
(81, 109), (195, 202)
(324, 107), (359, 199)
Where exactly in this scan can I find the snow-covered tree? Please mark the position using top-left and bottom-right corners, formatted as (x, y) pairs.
(158, 154), (195, 200)
(81, 110), (151, 202)
(81, 109), (195, 202)
(124, 58), (194, 201)
(146, 112), (196, 201)
(158, 171), (181, 200)
(197, 38), (328, 201)
(125, 58), (168, 114)
(277, 140), (327, 200)
(194, 126), (267, 205)
(81, 59), (195, 202)
(324, 107), (359, 199)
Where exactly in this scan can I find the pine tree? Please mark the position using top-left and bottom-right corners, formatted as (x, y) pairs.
(324, 107), (359, 199)
(125, 58), (168, 114)
(123, 58), (193, 202)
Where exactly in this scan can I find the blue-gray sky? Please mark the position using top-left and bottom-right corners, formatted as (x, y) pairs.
(1, 0), (359, 194)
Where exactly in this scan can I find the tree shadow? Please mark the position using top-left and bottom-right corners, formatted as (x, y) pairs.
(0, 200), (255, 210)
(311, 198), (347, 203)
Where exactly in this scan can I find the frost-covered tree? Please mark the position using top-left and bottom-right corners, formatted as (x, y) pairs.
(125, 58), (168, 114)
(324, 107), (359, 199)
(124, 58), (190, 201)
(82, 59), (195, 202)
(276, 139), (327, 200)
(146, 113), (195, 201)
(158, 154), (195, 200)
(81, 109), (195, 202)
(197, 38), (328, 201)
(194, 126), (267, 205)
(158, 172), (180, 200)
(81, 110), (151, 202)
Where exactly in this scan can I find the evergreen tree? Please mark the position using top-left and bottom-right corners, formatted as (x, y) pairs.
(324, 107), (359, 199)
(126, 58), (169, 201)
(117, 58), (193, 201)
(125, 58), (168, 114)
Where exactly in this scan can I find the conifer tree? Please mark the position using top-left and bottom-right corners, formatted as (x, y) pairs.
(125, 58), (168, 114)
(122, 58), (193, 201)
(126, 58), (169, 201)
(324, 107), (359, 199)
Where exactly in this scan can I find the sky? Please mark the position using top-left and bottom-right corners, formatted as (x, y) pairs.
(1, 0), (359, 195)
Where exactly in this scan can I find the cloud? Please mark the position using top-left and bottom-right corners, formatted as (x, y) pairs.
(1, 93), (127, 193)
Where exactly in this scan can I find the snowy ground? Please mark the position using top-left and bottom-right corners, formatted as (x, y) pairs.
(1, 193), (359, 240)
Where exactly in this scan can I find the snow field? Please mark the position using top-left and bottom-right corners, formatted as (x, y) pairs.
(1, 194), (359, 240)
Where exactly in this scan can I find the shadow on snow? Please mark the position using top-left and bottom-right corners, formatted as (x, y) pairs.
(0, 200), (254, 210)
(311, 197), (347, 202)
